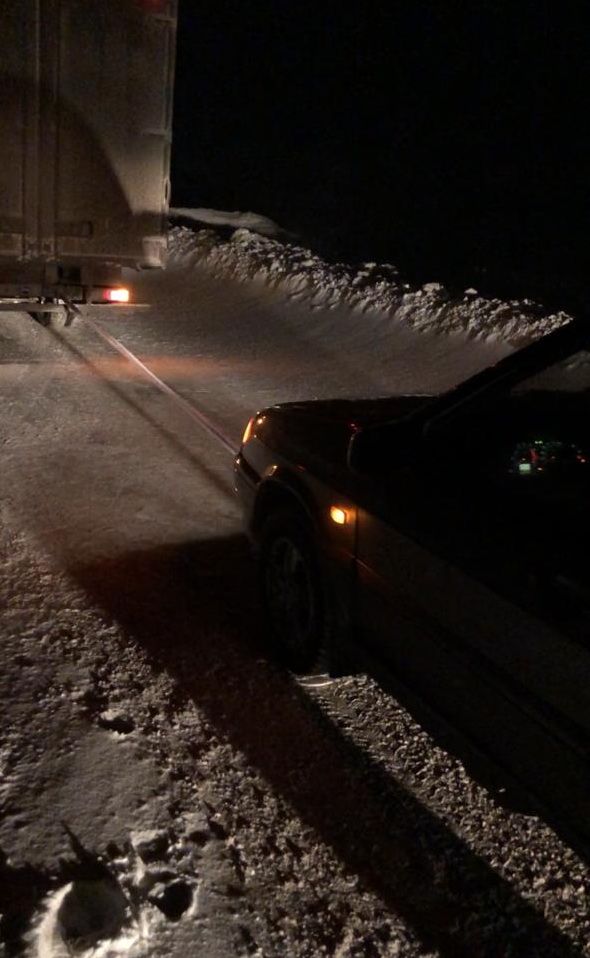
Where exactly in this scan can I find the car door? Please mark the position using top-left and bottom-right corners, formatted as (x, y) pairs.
(354, 353), (590, 835)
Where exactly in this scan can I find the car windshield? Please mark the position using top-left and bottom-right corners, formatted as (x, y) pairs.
(513, 348), (590, 395)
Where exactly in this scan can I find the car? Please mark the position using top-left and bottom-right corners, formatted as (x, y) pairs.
(234, 316), (590, 852)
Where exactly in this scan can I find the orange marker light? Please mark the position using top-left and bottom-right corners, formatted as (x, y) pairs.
(106, 288), (130, 303)
(330, 506), (348, 526)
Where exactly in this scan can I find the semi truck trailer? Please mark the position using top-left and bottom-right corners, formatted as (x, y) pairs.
(0, 0), (177, 324)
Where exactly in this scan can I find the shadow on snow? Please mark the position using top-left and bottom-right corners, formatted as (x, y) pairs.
(69, 534), (584, 958)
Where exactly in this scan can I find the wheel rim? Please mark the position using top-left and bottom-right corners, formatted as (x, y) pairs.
(265, 535), (316, 655)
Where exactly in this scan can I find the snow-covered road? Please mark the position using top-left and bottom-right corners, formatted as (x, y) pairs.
(1, 243), (589, 957)
(96, 259), (515, 446)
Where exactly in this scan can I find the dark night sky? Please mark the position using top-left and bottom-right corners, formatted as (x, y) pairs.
(172, 2), (587, 306)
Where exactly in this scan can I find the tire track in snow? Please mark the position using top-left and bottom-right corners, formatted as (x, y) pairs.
(82, 315), (237, 457)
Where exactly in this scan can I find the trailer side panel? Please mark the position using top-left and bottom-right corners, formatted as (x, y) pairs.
(0, 0), (177, 288)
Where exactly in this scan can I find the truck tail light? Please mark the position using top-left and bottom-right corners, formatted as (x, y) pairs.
(105, 287), (130, 303)
(136, 0), (169, 11)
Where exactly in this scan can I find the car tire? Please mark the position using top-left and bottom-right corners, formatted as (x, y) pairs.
(259, 510), (329, 674)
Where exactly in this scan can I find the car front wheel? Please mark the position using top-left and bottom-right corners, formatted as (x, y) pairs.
(260, 512), (326, 673)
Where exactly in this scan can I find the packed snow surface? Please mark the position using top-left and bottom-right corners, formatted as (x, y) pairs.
(1, 216), (588, 958)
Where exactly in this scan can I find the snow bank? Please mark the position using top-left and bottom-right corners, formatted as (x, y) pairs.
(169, 207), (294, 241)
(167, 222), (571, 346)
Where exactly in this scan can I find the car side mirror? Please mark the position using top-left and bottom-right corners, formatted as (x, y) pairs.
(348, 420), (423, 475)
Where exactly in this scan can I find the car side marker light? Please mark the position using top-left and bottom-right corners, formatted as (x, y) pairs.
(330, 506), (349, 525)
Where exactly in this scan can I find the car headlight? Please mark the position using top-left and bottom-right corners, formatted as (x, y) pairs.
(241, 417), (256, 445)
(241, 414), (266, 446)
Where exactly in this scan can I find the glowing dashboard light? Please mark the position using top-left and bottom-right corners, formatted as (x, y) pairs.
(330, 506), (348, 526)
(106, 288), (130, 303)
